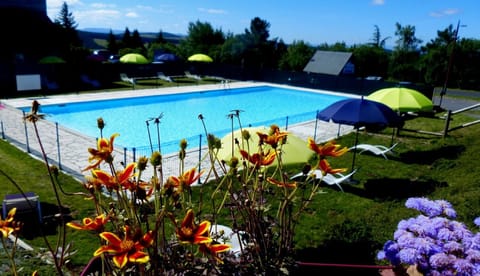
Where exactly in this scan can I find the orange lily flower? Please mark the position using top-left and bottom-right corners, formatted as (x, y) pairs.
(166, 168), (203, 191)
(266, 177), (297, 188)
(67, 214), (109, 232)
(308, 138), (348, 158)
(83, 133), (119, 171)
(256, 130), (288, 148)
(319, 159), (347, 175)
(92, 162), (136, 191)
(240, 149), (276, 168)
(199, 242), (232, 263)
(176, 209), (212, 245)
(94, 226), (154, 269)
(0, 208), (21, 238)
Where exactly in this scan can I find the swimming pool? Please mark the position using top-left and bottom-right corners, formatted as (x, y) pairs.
(29, 85), (348, 154)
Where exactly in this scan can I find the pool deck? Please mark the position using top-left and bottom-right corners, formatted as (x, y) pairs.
(1, 81), (355, 181)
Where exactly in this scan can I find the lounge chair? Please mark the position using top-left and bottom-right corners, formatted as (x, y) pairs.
(290, 169), (357, 192)
(157, 72), (174, 82)
(120, 73), (136, 87)
(349, 143), (398, 159)
(184, 71), (202, 81)
(210, 224), (246, 257)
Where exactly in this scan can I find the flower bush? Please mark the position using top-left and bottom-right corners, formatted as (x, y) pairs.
(5, 100), (351, 275)
(377, 197), (480, 275)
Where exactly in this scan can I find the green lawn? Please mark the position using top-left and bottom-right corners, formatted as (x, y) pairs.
(1, 94), (480, 274)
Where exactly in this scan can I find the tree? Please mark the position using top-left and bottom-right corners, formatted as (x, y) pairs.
(394, 23), (422, 51)
(352, 45), (390, 78)
(242, 17), (275, 68)
(54, 2), (78, 31)
(370, 25), (390, 48)
(107, 30), (119, 54)
(131, 29), (145, 51)
(54, 1), (81, 48)
(121, 28), (132, 49)
(179, 20), (225, 59)
(389, 23), (423, 82)
(156, 29), (166, 44)
(245, 17), (270, 45)
(278, 40), (314, 71)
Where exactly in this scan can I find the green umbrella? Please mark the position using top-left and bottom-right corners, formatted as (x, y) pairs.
(120, 53), (149, 64)
(38, 56), (66, 64)
(187, 53), (213, 63)
(367, 87), (433, 112)
(217, 126), (313, 166)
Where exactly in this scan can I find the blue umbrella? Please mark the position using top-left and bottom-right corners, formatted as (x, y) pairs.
(317, 97), (403, 170)
(154, 53), (179, 63)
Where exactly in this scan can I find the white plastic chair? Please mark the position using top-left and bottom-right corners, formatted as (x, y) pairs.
(290, 169), (357, 192)
(210, 224), (245, 257)
(349, 143), (398, 159)
(157, 72), (173, 82)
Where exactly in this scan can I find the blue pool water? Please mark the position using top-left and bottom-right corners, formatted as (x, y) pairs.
(31, 85), (348, 154)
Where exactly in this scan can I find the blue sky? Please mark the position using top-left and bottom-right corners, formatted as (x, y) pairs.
(46, 0), (478, 47)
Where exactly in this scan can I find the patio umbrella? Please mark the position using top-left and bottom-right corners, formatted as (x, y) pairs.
(367, 87), (433, 112)
(317, 97), (403, 170)
(38, 56), (66, 64)
(188, 53), (213, 63)
(217, 126), (313, 166)
(120, 53), (149, 64)
(155, 53), (179, 63)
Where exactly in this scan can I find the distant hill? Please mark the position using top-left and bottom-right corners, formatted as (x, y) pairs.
(78, 29), (185, 50)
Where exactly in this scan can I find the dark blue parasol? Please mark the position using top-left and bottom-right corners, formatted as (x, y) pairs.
(317, 96), (403, 170)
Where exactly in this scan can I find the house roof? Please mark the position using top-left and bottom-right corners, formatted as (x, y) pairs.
(303, 50), (353, 75)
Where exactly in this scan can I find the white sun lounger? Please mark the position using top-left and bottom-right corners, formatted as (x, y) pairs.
(120, 73), (136, 87)
(184, 71), (202, 80)
(349, 143), (398, 159)
(290, 169), (357, 192)
(157, 72), (174, 82)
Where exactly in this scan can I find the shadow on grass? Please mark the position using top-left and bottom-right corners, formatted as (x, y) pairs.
(15, 202), (72, 239)
(293, 218), (382, 276)
(294, 244), (382, 276)
(345, 178), (447, 200)
(398, 145), (465, 165)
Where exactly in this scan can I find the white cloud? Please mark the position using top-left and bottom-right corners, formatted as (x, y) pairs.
(430, 8), (460, 18)
(198, 8), (227, 14)
(90, 3), (116, 9)
(125, 12), (139, 18)
(371, 0), (385, 6)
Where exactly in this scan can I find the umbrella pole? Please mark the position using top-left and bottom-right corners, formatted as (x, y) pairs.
(351, 128), (359, 172)
(391, 128), (395, 146)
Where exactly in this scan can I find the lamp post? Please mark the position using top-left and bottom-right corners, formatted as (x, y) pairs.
(439, 20), (466, 107)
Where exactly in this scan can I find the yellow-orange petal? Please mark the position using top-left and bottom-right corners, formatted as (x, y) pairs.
(128, 251), (150, 264)
(196, 221), (211, 236)
(66, 221), (85, 230)
(99, 231), (122, 245)
(112, 252), (129, 268)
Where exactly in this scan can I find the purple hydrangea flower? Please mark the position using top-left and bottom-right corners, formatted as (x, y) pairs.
(378, 197), (480, 275)
(474, 217), (480, 227)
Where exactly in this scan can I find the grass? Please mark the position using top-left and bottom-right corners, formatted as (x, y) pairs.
(1, 93), (480, 274)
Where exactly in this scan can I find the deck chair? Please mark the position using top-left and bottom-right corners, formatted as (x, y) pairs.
(349, 143), (398, 159)
(290, 169), (357, 192)
(157, 72), (174, 82)
(120, 73), (136, 87)
(184, 71), (202, 81)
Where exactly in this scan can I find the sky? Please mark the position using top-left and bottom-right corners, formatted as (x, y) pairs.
(45, 0), (479, 47)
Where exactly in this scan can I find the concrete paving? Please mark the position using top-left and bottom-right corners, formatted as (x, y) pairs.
(0, 82), (354, 182)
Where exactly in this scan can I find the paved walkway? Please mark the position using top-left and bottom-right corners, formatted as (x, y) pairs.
(0, 82), (354, 182)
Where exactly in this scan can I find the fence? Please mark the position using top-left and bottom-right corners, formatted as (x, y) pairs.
(1, 104), (349, 183)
